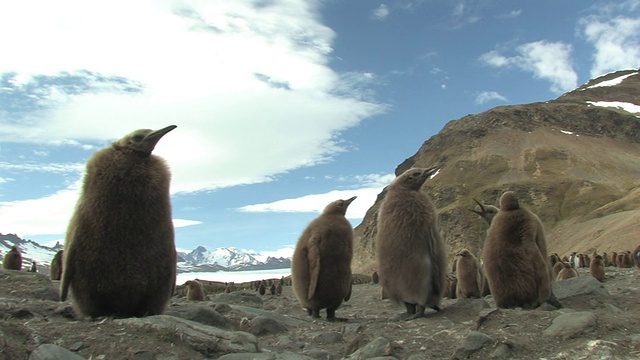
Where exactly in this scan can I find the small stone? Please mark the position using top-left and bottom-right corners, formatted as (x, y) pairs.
(312, 331), (343, 345)
(29, 344), (87, 360)
(68, 341), (83, 351)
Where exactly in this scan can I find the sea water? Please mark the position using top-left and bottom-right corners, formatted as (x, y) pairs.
(176, 268), (291, 285)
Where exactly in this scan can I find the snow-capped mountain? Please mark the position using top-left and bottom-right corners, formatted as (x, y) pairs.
(1, 233), (291, 273)
(178, 246), (291, 272)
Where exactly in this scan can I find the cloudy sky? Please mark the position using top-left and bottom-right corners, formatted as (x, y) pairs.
(1, 0), (639, 256)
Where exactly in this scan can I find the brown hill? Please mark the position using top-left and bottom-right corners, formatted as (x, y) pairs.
(353, 68), (640, 274)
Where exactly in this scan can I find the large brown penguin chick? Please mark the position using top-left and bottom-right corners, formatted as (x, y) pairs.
(376, 167), (448, 321)
(60, 125), (177, 319)
(2, 246), (23, 270)
(483, 191), (552, 309)
(291, 196), (357, 322)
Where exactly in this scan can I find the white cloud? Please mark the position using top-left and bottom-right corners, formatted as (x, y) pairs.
(479, 41), (577, 93)
(173, 219), (203, 228)
(497, 9), (522, 19)
(237, 173), (395, 219)
(580, 16), (640, 78)
(0, 1), (385, 195)
(475, 91), (507, 105)
(372, 4), (390, 21)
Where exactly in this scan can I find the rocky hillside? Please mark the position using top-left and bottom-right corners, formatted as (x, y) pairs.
(353, 69), (640, 273)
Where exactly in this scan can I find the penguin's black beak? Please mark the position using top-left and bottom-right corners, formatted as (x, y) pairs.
(142, 125), (177, 154)
(344, 196), (357, 207)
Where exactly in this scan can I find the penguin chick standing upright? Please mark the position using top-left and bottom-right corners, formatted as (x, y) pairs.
(376, 167), (447, 320)
(2, 246), (22, 270)
(455, 249), (482, 298)
(60, 125), (177, 318)
(50, 250), (64, 280)
(292, 196), (357, 321)
(483, 191), (551, 309)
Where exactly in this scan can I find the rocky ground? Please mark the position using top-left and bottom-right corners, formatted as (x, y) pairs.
(1, 266), (640, 360)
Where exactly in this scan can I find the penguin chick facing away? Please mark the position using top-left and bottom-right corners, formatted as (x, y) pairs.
(60, 125), (177, 318)
(292, 196), (357, 322)
(50, 250), (64, 280)
(483, 191), (551, 309)
(455, 249), (482, 299)
(2, 246), (22, 270)
(376, 167), (448, 321)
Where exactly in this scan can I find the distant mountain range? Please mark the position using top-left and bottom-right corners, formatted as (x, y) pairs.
(0, 233), (291, 273)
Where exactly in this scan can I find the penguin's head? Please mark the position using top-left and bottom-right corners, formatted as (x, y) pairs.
(324, 196), (357, 216)
(117, 125), (177, 156)
(394, 167), (439, 191)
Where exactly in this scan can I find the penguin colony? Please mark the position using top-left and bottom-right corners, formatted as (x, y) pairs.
(60, 125), (177, 318)
(291, 196), (356, 321)
(376, 167), (447, 320)
(4, 133), (631, 321)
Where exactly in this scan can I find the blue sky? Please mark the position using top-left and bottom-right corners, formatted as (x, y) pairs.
(1, 0), (639, 256)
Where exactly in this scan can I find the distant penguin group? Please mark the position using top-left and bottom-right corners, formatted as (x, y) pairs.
(291, 196), (356, 321)
(60, 125), (178, 318)
(376, 167), (447, 320)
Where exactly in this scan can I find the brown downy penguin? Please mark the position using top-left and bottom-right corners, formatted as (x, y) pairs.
(49, 250), (64, 280)
(270, 283), (276, 295)
(275, 283), (283, 296)
(372, 271), (379, 284)
(483, 191), (552, 309)
(552, 261), (564, 278)
(291, 196), (357, 321)
(455, 249), (482, 299)
(185, 280), (206, 301)
(376, 167), (447, 320)
(2, 246), (22, 270)
(469, 198), (499, 225)
(556, 262), (579, 280)
(589, 255), (605, 282)
(60, 125), (177, 318)
(259, 281), (266, 295)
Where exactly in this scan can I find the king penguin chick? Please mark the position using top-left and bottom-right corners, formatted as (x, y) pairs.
(455, 249), (482, 298)
(483, 191), (552, 309)
(50, 250), (64, 280)
(291, 196), (357, 321)
(376, 167), (447, 320)
(2, 246), (23, 270)
(60, 125), (177, 318)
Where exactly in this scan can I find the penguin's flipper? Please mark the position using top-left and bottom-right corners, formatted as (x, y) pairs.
(307, 235), (321, 300)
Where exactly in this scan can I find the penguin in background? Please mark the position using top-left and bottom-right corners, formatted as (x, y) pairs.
(60, 125), (177, 318)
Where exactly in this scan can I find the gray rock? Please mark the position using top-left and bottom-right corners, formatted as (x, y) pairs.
(552, 276), (610, 300)
(347, 336), (393, 359)
(451, 331), (492, 359)
(489, 340), (518, 359)
(406, 355), (428, 360)
(131, 350), (154, 360)
(312, 331), (343, 345)
(217, 352), (316, 360)
(301, 347), (340, 360)
(342, 323), (364, 333)
(32, 286), (60, 301)
(232, 305), (308, 327)
(630, 334), (640, 343)
(346, 333), (370, 356)
(603, 303), (623, 315)
(165, 305), (232, 329)
(29, 344), (87, 360)
(116, 315), (258, 356)
(212, 292), (263, 305)
(248, 315), (288, 336)
(214, 303), (233, 314)
(543, 311), (597, 339)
